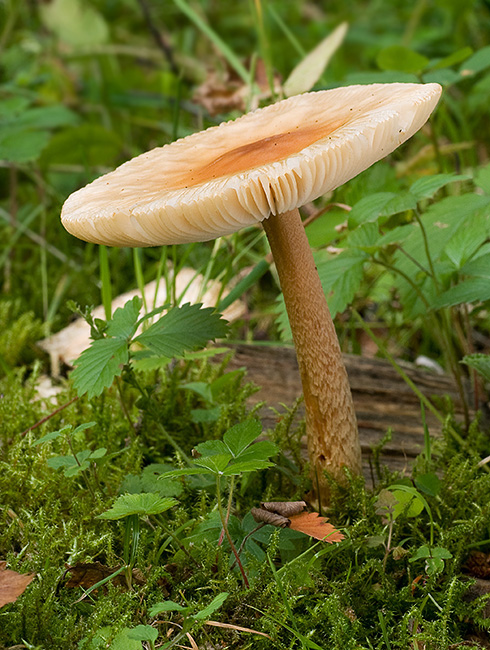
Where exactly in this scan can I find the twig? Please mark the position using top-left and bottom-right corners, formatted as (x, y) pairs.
(137, 0), (179, 75)
(20, 396), (79, 438)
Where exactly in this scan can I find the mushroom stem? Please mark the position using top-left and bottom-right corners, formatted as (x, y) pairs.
(262, 208), (362, 503)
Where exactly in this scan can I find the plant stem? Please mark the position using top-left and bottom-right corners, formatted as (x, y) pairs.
(216, 474), (249, 588)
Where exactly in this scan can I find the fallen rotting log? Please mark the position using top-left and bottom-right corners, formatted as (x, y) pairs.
(224, 344), (476, 481)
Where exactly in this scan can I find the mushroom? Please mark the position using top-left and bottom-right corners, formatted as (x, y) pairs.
(61, 83), (442, 503)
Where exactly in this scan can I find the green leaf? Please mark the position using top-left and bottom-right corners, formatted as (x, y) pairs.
(223, 459), (275, 475)
(410, 545), (431, 561)
(83, 626), (143, 650)
(71, 337), (129, 398)
(40, 0), (109, 48)
(460, 250), (490, 277)
(32, 425), (71, 446)
(415, 473), (442, 497)
(377, 46), (430, 74)
(106, 297), (142, 339)
(433, 278), (490, 308)
(89, 447), (107, 460)
(284, 22), (348, 96)
(40, 124), (123, 167)
(459, 45), (490, 76)
(181, 381), (214, 403)
(410, 173), (471, 201)
(230, 440), (278, 464)
(390, 489), (424, 518)
(474, 163), (490, 194)
(0, 129), (50, 163)
(192, 592), (229, 620)
(47, 455), (77, 471)
(191, 406), (222, 423)
(127, 626), (158, 643)
(223, 419), (263, 458)
(427, 47), (472, 71)
(159, 467), (211, 478)
(11, 105), (79, 131)
(194, 439), (229, 457)
(98, 493), (177, 520)
(444, 212), (490, 268)
(317, 252), (366, 318)
(193, 454), (233, 473)
(134, 303), (228, 358)
(149, 601), (189, 617)
(348, 192), (397, 227)
(461, 354), (490, 383)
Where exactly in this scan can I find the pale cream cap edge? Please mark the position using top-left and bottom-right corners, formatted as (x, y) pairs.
(61, 83), (442, 247)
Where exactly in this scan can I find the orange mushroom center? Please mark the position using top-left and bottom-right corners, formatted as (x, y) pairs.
(171, 118), (347, 189)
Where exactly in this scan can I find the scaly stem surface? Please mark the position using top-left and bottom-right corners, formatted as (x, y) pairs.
(262, 208), (362, 504)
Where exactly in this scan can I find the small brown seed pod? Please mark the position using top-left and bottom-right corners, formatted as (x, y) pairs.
(251, 507), (290, 528)
(261, 501), (307, 517)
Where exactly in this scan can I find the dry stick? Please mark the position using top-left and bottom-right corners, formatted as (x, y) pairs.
(20, 396), (79, 438)
(262, 208), (361, 503)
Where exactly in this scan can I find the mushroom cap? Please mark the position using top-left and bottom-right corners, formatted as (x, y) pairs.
(61, 83), (441, 247)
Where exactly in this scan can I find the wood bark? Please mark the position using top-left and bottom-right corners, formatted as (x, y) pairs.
(224, 343), (477, 483)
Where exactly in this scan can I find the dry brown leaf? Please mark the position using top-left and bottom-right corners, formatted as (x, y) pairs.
(63, 562), (145, 590)
(193, 58), (280, 116)
(288, 512), (344, 542)
(0, 561), (35, 608)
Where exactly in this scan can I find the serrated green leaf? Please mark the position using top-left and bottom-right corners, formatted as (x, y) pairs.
(410, 173), (471, 201)
(71, 337), (129, 398)
(444, 212), (489, 268)
(11, 105), (79, 131)
(134, 303), (228, 358)
(377, 46), (429, 74)
(223, 420), (263, 458)
(317, 252), (366, 317)
(193, 454), (232, 473)
(223, 460), (274, 475)
(159, 467), (211, 478)
(380, 192), (417, 217)
(192, 592), (229, 620)
(106, 297), (142, 339)
(230, 440), (278, 464)
(284, 23), (348, 96)
(98, 493), (177, 520)
(348, 192), (396, 227)
(461, 354), (490, 383)
(194, 439), (229, 457)
(0, 129), (50, 163)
